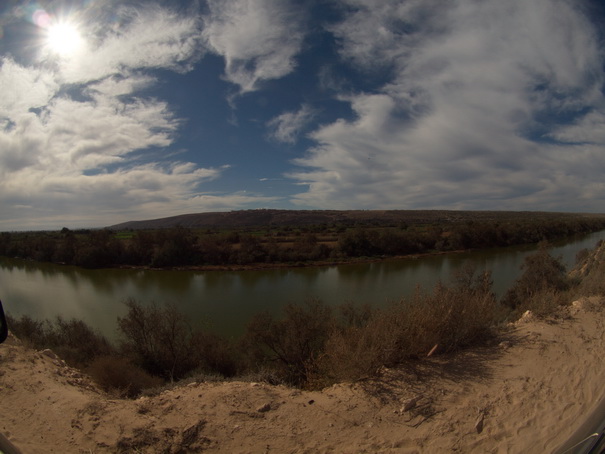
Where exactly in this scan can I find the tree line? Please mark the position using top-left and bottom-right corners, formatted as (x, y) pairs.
(1, 216), (605, 269)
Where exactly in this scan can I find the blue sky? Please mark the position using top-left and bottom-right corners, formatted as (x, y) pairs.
(1, 0), (605, 230)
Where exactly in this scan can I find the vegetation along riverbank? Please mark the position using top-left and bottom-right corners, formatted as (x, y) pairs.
(1, 209), (605, 270)
(5, 237), (605, 397)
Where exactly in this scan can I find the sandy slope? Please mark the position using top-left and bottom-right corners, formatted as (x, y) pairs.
(1, 298), (604, 454)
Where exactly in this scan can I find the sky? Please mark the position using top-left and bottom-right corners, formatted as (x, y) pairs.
(1, 0), (605, 230)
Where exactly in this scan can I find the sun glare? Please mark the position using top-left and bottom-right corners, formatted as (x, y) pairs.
(46, 22), (83, 57)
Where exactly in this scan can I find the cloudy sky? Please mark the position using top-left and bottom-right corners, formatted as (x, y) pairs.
(1, 0), (604, 230)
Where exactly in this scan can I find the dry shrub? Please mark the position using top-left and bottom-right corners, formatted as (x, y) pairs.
(315, 302), (380, 384)
(7, 314), (114, 368)
(191, 331), (240, 378)
(321, 267), (497, 384)
(574, 241), (605, 297)
(319, 324), (387, 384)
(118, 299), (242, 382)
(521, 289), (569, 318)
(244, 299), (334, 387)
(502, 245), (570, 310)
(5, 314), (48, 347)
(48, 317), (115, 367)
(235, 368), (288, 386)
(408, 269), (497, 355)
(118, 299), (200, 381)
(87, 355), (163, 398)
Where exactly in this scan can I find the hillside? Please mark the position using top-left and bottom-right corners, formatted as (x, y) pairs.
(108, 209), (601, 230)
(1, 299), (604, 453)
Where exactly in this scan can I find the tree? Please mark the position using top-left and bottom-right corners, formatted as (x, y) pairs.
(74, 229), (123, 268)
(117, 298), (238, 380)
(151, 227), (198, 267)
(338, 228), (378, 257)
(117, 299), (197, 381)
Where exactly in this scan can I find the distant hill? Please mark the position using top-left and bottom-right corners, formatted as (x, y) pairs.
(107, 209), (594, 230)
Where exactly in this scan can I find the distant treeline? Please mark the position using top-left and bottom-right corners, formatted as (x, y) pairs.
(1, 215), (605, 269)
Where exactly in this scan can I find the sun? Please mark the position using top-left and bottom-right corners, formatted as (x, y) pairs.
(46, 21), (83, 57)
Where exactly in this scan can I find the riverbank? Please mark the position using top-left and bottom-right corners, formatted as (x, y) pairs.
(1, 297), (604, 453)
(4, 212), (605, 271)
(4, 229), (605, 345)
(116, 248), (470, 272)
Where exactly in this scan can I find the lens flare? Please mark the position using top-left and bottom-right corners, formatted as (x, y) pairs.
(32, 9), (52, 28)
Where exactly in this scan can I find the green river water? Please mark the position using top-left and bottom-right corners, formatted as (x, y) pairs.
(1, 230), (604, 340)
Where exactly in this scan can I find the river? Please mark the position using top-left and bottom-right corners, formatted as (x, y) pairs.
(1, 230), (604, 340)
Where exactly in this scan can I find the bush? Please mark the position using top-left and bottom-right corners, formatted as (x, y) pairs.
(502, 245), (570, 312)
(321, 267), (498, 384)
(48, 317), (115, 367)
(409, 267), (497, 354)
(117, 299), (200, 381)
(5, 314), (48, 347)
(320, 322), (386, 385)
(521, 289), (569, 318)
(7, 314), (114, 368)
(191, 331), (240, 378)
(244, 299), (334, 387)
(87, 355), (163, 398)
(244, 268), (498, 388)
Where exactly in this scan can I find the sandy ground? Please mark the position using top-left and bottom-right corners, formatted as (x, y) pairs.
(1, 298), (604, 454)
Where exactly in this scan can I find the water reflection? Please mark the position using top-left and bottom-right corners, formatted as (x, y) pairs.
(0, 230), (604, 340)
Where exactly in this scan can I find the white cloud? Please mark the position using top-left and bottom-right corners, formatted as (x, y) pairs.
(57, 5), (204, 84)
(0, 58), (59, 119)
(0, 3), (276, 230)
(0, 84), (276, 229)
(202, 0), (305, 93)
(549, 110), (605, 144)
(0, 163), (228, 230)
(86, 74), (157, 98)
(0, 87), (226, 228)
(291, 0), (605, 212)
(267, 104), (315, 144)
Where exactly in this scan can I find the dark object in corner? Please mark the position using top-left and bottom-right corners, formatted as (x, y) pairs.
(0, 299), (7, 344)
